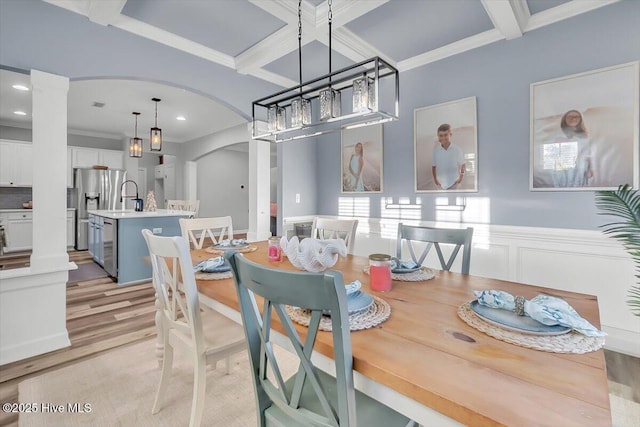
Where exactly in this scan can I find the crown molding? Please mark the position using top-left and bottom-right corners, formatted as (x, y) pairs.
(112, 15), (235, 69)
(247, 68), (298, 89)
(525, 0), (621, 32)
(481, 0), (523, 40)
(248, 0), (315, 26)
(397, 29), (504, 73)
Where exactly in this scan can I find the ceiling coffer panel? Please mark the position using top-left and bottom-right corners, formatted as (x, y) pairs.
(121, 0), (287, 56)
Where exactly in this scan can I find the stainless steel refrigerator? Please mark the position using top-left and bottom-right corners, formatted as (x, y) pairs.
(73, 168), (126, 250)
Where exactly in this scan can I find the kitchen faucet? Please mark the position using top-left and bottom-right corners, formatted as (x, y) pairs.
(120, 180), (139, 210)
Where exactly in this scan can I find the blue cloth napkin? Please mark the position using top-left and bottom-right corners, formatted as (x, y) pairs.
(474, 290), (606, 337)
(390, 258), (419, 270)
(217, 239), (247, 247)
(345, 280), (361, 297)
(193, 256), (228, 273)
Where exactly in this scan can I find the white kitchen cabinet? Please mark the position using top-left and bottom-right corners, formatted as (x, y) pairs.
(0, 140), (33, 187)
(70, 147), (123, 170)
(72, 147), (100, 168)
(101, 149), (123, 169)
(5, 211), (33, 252)
(154, 163), (175, 208)
(67, 147), (73, 187)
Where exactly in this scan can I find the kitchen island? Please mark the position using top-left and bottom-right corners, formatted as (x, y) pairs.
(87, 209), (193, 285)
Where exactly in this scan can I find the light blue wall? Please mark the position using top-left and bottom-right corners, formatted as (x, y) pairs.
(277, 140), (318, 235)
(316, 1), (640, 230)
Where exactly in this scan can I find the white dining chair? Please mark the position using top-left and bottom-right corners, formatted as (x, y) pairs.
(179, 216), (233, 250)
(141, 229), (246, 427)
(167, 199), (200, 217)
(311, 217), (359, 254)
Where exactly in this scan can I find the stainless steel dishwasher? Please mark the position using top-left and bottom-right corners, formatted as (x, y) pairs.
(102, 218), (118, 278)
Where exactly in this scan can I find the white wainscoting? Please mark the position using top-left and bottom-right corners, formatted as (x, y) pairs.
(283, 216), (639, 356)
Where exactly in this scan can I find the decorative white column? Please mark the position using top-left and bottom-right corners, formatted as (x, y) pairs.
(247, 135), (271, 241)
(29, 70), (70, 272)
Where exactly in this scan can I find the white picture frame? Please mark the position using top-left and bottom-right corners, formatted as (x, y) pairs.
(530, 61), (639, 191)
(414, 96), (478, 193)
(341, 124), (383, 193)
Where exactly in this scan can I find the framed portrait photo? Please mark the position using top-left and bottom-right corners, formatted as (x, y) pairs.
(414, 96), (478, 192)
(530, 61), (639, 191)
(341, 123), (383, 193)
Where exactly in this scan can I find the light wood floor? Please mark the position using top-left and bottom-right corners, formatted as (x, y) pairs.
(0, 248), (638, 426)
(0, 251), (157, 426)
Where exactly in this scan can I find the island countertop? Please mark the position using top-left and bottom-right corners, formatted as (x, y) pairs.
(87, 209), (195, 219)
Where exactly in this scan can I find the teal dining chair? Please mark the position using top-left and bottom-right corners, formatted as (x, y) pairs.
(396, 223), (473, 274)
(226, 252), (409, 427)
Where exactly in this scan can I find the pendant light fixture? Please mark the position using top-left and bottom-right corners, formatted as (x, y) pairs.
(129, 112), (143, 158)
(150, 97), (162, 151)
(251, 0), (399, 143)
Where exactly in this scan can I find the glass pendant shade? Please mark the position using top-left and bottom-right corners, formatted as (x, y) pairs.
(129, 137), (143, 158)
(353, 77), (376, 113)
(268, 105), (286, 131)
(150, 127), (162, 151)
(129, 112), (143, 158)
(319, 88), (341, 120)
(291, 97), (311, 128)
(150, 98), (162, 151)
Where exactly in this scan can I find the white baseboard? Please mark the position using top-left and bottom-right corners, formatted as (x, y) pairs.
(0, 331), (70, 366)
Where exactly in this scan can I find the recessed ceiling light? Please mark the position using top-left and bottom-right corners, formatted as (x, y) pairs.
(13, 111), (27, 116)
(12, 84), (30, 91)
(176, 116), (186, 121)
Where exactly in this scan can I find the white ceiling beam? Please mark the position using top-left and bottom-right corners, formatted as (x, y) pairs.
(510, 0), (531, 31)
(481, 0), (523, 40)
(86, 0), (127, 26)
(111, 15), (236, 69)
(235, 26), (318, 75)
(248, 0), (316, 26)
(525, 0), (621, 32)
(247, 68), (298, 89)
(315, 0), (389, 28)
(42, 0), (90, 16)
(319, 27), (396, 67)
(397, 29), (504, 73)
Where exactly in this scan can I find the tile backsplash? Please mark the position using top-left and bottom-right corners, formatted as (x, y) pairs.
(0, 187), (73, 209)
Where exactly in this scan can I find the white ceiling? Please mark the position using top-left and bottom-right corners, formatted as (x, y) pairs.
(1, 0), (620, 143)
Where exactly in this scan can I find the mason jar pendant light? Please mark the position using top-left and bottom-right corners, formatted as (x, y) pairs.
(150, 97), (162, 151)
(129, 112), (143, 158)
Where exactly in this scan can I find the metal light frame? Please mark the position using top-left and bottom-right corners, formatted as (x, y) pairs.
(251, 0), (398, 143)
(129, 112), (143, 158)
(150, 97), (162, 151)
(252, 57), (399, 143)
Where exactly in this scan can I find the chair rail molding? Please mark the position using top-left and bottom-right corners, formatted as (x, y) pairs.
(283, 215), (639, 357)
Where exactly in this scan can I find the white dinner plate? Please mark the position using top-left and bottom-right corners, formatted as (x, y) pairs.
(470, 300), (571, 336)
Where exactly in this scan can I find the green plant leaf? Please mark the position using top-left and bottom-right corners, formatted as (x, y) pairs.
(596, 184), (640, 316)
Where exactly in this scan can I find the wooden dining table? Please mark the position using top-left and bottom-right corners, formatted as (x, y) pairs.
(192, 241), (611, 426)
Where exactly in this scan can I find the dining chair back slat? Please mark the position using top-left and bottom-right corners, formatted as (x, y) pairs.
(180, 216), (233, 250)
(311, 217), (359, 254)
(226, 252), (409, 427)
(396, 223), (473, 274)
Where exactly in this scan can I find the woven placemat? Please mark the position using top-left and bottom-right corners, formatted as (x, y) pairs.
(286, 296), (390, 332)
(363, 266), (435, 282)
(457, 302), (605, 354)
(194, 271), (233, 280)
(204, 245), (258, 255)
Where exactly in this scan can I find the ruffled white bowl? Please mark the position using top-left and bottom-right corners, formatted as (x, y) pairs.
(279, 236), (347, 272)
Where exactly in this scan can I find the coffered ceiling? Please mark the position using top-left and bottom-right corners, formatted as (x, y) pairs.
(0, 0), (622, 143)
